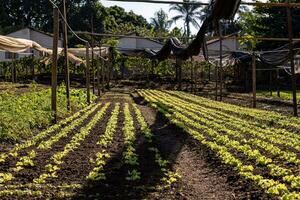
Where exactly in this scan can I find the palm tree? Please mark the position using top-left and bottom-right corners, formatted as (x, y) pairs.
(150, 9), (172, 32)
(169, 0), (204, 41)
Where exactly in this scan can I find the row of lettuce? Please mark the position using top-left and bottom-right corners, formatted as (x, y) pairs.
(137, 89), (300, 200)
(0, 99), (177, 198)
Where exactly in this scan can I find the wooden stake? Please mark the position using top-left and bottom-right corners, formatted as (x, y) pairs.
(287, 1), (298, 116)
(86, 42), (91, 105)
(52, 8), (59, 123)
(63, 0), (71, 111)
(252, 52), (257, 108)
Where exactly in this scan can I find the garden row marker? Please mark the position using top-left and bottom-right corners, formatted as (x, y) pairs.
(52, 7), (59, 123)
(287, 0), (298, 117)
(63, 0), (71, 111)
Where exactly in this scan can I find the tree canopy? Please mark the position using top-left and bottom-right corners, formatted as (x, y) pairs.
(0, 0), (150, 46)
(238, 0), (300, 50)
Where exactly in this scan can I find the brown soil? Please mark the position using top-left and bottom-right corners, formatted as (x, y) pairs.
(0, 87), (275, 200)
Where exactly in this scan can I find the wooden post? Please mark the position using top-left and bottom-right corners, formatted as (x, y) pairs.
(215, 61), (218, 101)
(101, 55), (105, 92)
(63, 0), (71, 111)
(97, 46), (101, 96)
(276, 69), (280, 97)
(219, 21), (223, 101)
(86, 42), (91, 105)
(269, 70), (273, 96)
(31, 50), (35, 80)
(208, 64), (211, 81)
(107, 48), (111, 90)
(287, 1), (298, 116)
(91, 16), (96, 95)
(52, 8), (59, 123)
(11, 53), (17, 83)
(252, 52), (257, 108)
(176, 58), (182, 90)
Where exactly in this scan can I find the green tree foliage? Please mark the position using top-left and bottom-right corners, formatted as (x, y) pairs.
(105, 6), (148, 32)
(169, 0), (204, 40)
(0, 0), (150, 46)
(238, 0), (300, 49)
(150, 9), (172, 32)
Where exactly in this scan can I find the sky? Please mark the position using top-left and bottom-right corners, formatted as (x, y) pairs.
(100, 0), (261, 35)
(100, 0), (208, 34)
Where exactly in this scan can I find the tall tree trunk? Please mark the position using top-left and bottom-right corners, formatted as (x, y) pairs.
(186, 18), (190, 44)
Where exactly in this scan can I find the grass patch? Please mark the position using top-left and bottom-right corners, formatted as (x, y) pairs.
(0, 84), (95, 143)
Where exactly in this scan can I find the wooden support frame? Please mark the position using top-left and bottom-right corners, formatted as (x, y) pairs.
(52, 8), (59, 123)
(107, 0), (300, 8)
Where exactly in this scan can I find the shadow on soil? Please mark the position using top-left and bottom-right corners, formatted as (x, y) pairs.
(71, 92), (274, 200)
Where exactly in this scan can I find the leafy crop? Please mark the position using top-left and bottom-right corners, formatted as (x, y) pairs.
(138, 89), (300, 199)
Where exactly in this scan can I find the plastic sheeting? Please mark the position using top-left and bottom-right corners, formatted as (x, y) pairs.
(151, 0), (241, 61)
(0, 35), (84, 66)
(0, 35), (51, 54)
(68, 47), (109, 59)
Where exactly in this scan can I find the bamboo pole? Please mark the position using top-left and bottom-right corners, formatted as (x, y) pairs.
(287, 0), (298, 116)
(63, 0), (71, 111)
(252, 52), (257, 108)
(52, 8), (59, 123)
(86, 42), (91, 105)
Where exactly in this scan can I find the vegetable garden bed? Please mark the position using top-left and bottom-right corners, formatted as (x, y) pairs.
(0, 90), (298, 199)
